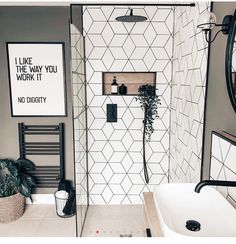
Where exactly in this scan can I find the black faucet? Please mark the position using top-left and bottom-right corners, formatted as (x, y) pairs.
(195, 180), (236, 193)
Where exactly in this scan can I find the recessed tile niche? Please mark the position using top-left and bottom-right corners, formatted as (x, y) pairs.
(102, 72), (156, 96)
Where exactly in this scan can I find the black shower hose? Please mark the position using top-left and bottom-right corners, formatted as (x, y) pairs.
(143, 109), (149, 184)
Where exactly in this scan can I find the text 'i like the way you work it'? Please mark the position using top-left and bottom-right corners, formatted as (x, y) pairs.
(15, 57), (57, 81)
(15, 57), (58, 104)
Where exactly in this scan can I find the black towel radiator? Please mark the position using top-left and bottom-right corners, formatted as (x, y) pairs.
(18, 123), (65, 188)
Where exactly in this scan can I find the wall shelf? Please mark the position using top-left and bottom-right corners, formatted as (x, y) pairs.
(102, 72), (156, 96)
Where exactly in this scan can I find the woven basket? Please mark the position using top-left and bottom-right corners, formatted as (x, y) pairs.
(0, 192), (25, 223)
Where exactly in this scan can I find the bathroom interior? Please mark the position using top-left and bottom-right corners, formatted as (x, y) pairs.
(0, 0), (236, 238)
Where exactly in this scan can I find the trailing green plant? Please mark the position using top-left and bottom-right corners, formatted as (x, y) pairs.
(135, 84), (161, 141)
(135, 84), (161, 184)
(0, 158), (36, 200)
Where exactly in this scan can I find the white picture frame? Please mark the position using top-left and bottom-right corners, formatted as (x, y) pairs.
(7, 42), (67, 117)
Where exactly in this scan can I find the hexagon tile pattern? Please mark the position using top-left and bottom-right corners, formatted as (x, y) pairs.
(210, 132), (236, 208)
(83, 5), (173, 204)
(169, 2), (210, 183)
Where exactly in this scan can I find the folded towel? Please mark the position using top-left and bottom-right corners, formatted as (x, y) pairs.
(58, 180), (71, 193)
(63, 189), (76, 216)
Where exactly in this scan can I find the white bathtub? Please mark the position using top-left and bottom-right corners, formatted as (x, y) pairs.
(153, 183), (236, 237)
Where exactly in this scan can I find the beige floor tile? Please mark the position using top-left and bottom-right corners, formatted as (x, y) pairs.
(22, 204), (56, 220)
(40, 205), (59, 219)
(0, 219), (42, 237)
(34, 218), (76, 237)
(82, 205), (145, 237)
(0, 204), (145, 237)
(0, 205), (76, 237)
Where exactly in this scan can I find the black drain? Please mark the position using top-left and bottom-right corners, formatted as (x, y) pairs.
(186, 220), (201, 232)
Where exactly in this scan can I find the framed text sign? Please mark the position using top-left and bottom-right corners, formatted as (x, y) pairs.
(7, 42), (67, 117)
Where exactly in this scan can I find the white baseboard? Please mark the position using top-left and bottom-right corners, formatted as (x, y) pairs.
(26, 194), (55, 204)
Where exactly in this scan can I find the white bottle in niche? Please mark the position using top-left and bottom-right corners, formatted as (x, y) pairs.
(111, 76), (118, 94)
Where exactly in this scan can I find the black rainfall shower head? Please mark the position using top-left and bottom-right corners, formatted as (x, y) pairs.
(115, 9), (147, 23)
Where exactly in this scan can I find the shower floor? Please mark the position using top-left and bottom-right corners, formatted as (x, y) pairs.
(82, 205), (146, 237)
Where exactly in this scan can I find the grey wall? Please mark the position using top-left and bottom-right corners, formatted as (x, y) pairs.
(71, 5), (83, 34)
(203, 2), (236, 180)
(0, 7), (74, 193)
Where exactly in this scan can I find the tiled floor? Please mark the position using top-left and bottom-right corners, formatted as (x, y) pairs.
(0, 204), (145, 237)
(82, 205), (146, 237)
(0, 204), (76, 237)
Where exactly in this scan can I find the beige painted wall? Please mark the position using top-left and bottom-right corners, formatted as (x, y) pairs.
(203, 2), (236, 179)
(0, 7), (75, 193)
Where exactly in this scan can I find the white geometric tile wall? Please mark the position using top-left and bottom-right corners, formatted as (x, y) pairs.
(83, 5), (173, 204)
(70, 23), (88, 222)
(210, 132), (236, 208)
(169, 2), (210, 183)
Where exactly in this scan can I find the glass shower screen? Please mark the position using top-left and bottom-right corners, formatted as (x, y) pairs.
(70, 23), (88, 236)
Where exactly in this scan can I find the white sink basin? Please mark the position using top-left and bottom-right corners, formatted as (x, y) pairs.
(153, 183), (236, 237)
